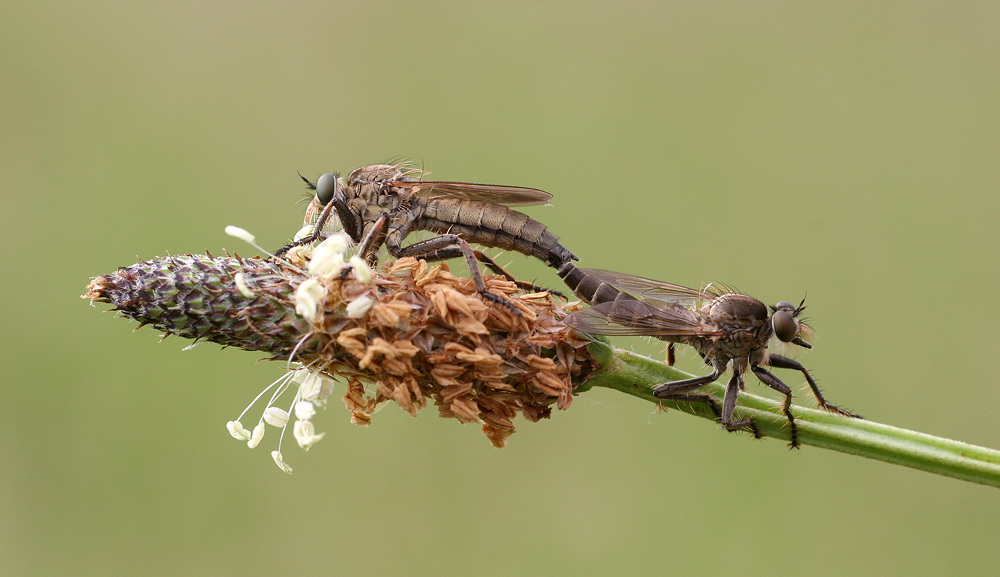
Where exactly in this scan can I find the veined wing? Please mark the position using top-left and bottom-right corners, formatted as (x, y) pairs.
(578, 269), (728, 306)
(391, 181), (552, 206)
(563, 300), (722, 338)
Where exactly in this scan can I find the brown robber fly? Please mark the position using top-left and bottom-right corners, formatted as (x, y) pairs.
(558, 263), (860, 447)
(279, 164), (577, 310)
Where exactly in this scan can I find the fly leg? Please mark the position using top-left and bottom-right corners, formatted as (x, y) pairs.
(331, 214), (389, 282)
(419, 246), (566, 298)
(394, 234), (563, 297)
(390, 234), (522, 314)
(720, 372), (760, 437)
(653, 370), (760, 439)
(750, 365), (799, 448)
(453, 238), (523, 314)
(651, 369), (720, 397)
(354, 214), (389, 264)
(766, 354), (860, 419)
(275, 193), (360, 256)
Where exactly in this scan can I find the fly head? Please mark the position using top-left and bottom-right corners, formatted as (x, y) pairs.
(770, 298), (811, 349)
(300, 172), (363, 242)
(313, 172), (341, 207)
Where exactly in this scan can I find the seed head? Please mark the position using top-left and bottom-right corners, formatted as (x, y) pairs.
(85, 252), (598, 453)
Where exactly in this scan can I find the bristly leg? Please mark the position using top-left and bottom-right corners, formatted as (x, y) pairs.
(391, 234), (526, 315)
(454, 237), (523, 316)
(653, 369), (762, 441)
(391, 233), (562, 297)
(660, 392), (762, 439)
(767, 354), (861, 419)
(750, 365), (800, 448)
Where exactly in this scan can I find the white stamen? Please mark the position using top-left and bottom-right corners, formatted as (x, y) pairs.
(233, 371), (296, 424)
(223, 225), (304, 273)
(226, 421), (252, 441)
(349, 255), (372, 284)
(294, 400), (316, 420)
(293, 420), (326, 450)
(318, 232), (350, 255)
(308, 234), (350, 277)
(285, 244), (313, 266)
(345, 295), (373, 318)
(271, 451), (293, 474)
(224, 226), (256, 244)
(247, 421), (266, 448)
(308, 251), (345, 279)
(263, 407), (289, 427)
(293, 225), (315, 242)
(293, 369), (336, 403)
(234, 272), (255, 298)
(295, 278), (325, 321)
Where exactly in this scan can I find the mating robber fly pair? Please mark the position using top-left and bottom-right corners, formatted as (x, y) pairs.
(281, 163), (860, 447)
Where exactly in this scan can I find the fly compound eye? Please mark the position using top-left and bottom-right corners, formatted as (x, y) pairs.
(775, 301), (795, 311)
(315, 173), (338, 206)
(772, 310), (799, 342)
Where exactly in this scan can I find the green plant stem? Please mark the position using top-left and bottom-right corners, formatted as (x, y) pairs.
(577, 341), (1000, 489)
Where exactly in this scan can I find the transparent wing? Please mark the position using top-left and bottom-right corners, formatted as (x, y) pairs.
(391, 181), (552, 206)
(563, 300), (722, 338)
(576, 269), (731, 305)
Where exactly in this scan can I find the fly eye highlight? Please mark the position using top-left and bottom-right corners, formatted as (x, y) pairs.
(771, 307), (799, 343)
(315, 173), (339, 206)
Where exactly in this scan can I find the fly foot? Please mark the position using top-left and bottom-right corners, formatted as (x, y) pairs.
(722, 417), (762, 440)
(513, 280), (566, 299)
(821, 403), (862, 419)
(477, 290), (522, 317)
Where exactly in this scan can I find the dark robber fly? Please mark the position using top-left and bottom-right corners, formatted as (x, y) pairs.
(557, 263), (860, 447)
(278, 164), (577, 310)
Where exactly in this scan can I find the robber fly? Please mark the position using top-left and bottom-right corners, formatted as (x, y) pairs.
(278, 164), (577, 310)
(557, 263), (859, 447)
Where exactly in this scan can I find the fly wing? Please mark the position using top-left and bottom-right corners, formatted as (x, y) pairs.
(391, 181), (552, 206)
(563, 300), (722, 338)
(576, 269), (725, 306)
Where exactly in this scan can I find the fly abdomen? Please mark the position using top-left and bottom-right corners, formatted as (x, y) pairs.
(557, 262), (636, 305)
(422, 199), (576, 268)
(426, 199), (538, 239)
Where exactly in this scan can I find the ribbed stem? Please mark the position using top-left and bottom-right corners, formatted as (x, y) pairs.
(580, 342), (1000, 488)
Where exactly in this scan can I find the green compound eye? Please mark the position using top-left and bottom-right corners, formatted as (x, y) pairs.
(315, 173), (338, 206)
(771, 309), (799, 343)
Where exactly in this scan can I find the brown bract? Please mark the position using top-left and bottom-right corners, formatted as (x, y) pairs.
(84, 254), (598, 447)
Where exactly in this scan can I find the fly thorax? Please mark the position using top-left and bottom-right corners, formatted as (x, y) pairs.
(348, 164), (406, 186)
(691, 339), (729, 367)
(714, 332), (760, 359)
(352, 181), (390, 207)
(757, 320), (776, 345)
(352, 199), (383, 224)
(706, 293), (769, 358)
(708, 293), (769, 325)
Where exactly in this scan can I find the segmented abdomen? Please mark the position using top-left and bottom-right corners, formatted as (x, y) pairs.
(420, 199), (575, 267)
(556, 262), (637, 306)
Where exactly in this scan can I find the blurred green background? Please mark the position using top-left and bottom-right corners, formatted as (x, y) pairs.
(3, 1), (998, 575)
